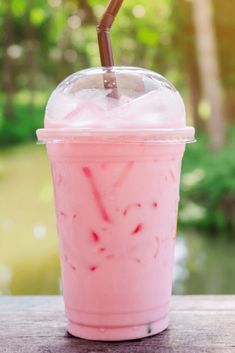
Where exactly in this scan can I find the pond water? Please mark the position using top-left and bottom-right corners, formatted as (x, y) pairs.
(0, 144), (234, 295)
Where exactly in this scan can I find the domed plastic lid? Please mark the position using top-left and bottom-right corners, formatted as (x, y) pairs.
(37, 67), (195, 144)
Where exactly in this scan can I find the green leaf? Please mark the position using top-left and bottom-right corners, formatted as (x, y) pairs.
(137, 28), (159, 46)
(30, 7), (45, 26)
(11, 0), (26, 17)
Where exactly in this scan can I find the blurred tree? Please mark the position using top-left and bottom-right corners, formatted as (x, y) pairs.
(172, 0), (203, 130)
(192, 0), (226, 151)
(213, 0), (235, 123)
(2, 1), (15, 120)
(78, 0), (96, 24)
(25, 2), (36, 115)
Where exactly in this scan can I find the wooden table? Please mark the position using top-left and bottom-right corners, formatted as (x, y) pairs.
(0, 296), (235, 353)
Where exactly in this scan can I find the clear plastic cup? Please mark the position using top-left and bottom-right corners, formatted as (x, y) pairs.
(37, 67), (195, 341)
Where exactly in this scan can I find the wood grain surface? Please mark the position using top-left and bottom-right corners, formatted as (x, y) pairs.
(0, 296), (235, 353)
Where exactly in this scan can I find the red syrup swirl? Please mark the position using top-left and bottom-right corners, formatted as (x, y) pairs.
(82, 167), (111, 223)
(131, 223), (143, 235)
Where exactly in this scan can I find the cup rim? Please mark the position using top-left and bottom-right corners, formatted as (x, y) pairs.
(36, 126), (195, 144)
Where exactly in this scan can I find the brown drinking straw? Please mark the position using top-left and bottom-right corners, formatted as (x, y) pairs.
(97, 0), (124, 67)
(97, 0), (124, 96)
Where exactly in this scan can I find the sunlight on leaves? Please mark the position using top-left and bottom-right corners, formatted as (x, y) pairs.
(132, 5), (146, 18)
(182, 168), (205, 188)
(30, 8), (45, 26)
(11, 0), (26, 17)
(198, 99), (211, 120)
(137, 28), (159, 46)
(180, 202), (206, 222)
(48, 0), (62, 8)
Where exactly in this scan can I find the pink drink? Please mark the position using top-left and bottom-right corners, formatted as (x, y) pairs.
(37, 67), (194, 340)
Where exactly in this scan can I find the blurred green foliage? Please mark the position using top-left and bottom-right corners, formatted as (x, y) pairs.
(180, 130), (235, 233)
(0, 0), (181, 143)
(1, 0), (235, 136)
(0, 92), (45, 144)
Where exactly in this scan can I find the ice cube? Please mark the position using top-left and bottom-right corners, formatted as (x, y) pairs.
(45, 92), (77, 124)
(113, 88), (186, 128)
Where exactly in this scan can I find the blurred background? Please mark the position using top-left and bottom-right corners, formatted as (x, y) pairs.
(0, 0), (235, 295)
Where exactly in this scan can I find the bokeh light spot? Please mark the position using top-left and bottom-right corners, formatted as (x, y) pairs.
(48, 0), (61, 7)
(33, 224), (48, 239)
(7, 45), (22, 59)
(182, 168), (206, 187)
(68, 15), (81, 30)
(132, 5), (146, 18)
(63, 49), (78, 63)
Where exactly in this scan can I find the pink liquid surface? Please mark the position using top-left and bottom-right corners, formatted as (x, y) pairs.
(47, 141), (185, 340)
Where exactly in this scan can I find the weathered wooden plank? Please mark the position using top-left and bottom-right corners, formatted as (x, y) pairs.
(1, 335), (235, 353)
(0, 296), (235, 353)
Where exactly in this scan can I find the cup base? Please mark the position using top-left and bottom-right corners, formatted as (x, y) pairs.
(67, 315), (168, 341)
